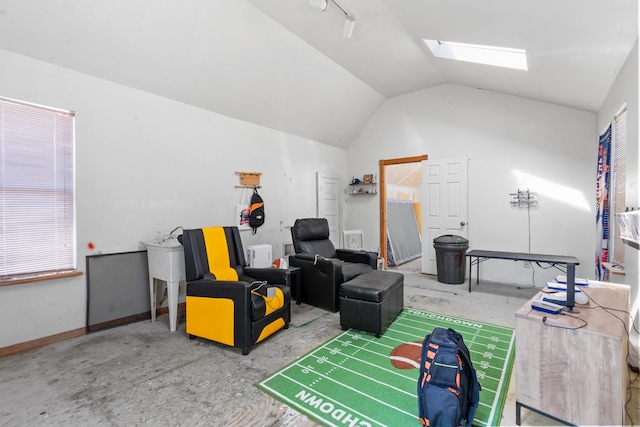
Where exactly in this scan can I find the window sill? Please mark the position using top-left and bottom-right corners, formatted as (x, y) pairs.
(602, 262), (625, 275)
(0, 270), (83, 286)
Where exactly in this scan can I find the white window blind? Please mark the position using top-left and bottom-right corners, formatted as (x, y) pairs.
(612, 107), (627, 266)
(0, 97), (76, 282)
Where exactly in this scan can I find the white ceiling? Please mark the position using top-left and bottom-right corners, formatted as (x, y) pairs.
(0, 0), (636, 149)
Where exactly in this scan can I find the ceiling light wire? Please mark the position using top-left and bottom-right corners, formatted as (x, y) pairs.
(309, 0), (356, 38)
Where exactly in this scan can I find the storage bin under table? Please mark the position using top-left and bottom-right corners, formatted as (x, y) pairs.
(339, 270), (404, 337)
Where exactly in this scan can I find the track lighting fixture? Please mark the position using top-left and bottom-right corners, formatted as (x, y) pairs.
(342, 14), (355, 38)
(309, 0), (328, 11)
(309, 0), (356, 39)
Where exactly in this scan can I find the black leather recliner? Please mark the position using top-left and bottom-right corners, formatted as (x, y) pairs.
(288, 218), (376, 312)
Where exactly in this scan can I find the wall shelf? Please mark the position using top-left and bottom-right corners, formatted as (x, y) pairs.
(602, 262), (625, 275)
(349, 182), (377, 195)
(235, 171), (261, 188)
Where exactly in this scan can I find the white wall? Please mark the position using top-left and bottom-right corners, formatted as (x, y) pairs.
(1, 43), (636, 350)
(597, 40), (639, 334)
(347, 83), (596, 285)
(0, 49), (346, 348)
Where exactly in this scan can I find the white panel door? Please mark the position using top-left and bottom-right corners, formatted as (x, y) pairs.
(317, 172), (342, 248)
(421, 157), (468, 274)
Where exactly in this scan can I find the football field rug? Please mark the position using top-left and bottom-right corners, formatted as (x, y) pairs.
(256, 308), (515, 427)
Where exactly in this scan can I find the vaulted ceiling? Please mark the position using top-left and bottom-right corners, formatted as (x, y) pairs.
(0, 0), (636, 149)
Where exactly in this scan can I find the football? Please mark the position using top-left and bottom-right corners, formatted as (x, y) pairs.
(389, 341), (423, 369)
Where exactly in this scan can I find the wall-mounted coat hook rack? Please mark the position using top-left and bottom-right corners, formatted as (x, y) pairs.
(235, 171), (262, 188)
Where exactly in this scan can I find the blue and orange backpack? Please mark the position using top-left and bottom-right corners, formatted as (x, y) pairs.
(418, 327), (481, 427)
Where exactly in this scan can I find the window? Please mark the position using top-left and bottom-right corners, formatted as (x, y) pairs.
(423, 39), (528, 70)
(611, 106), (627, 266)
(0, 97), (76, 284)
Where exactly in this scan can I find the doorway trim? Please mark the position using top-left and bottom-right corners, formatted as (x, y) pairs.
(317, 172), (342, 248)
(379, 155), (428, 267)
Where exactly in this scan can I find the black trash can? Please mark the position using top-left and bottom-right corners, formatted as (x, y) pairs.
(433, 235), (469, 284)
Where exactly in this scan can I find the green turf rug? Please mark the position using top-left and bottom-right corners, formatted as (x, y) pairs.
(256, 308), (515, 427)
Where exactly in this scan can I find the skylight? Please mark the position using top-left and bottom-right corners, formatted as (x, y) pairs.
(423, 40), (528, 71)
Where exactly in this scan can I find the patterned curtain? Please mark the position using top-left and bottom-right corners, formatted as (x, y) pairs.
(595, 125), (611, 280)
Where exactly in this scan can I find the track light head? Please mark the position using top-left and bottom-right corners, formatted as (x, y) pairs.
(310, 0), (356, 39)
(309, 0), (328, 11)
(342, 14), (355, 38)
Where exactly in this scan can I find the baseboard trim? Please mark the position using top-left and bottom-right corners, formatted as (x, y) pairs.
(87, 312), (152, 333)
(0, 303), (186, 358)
(155, 303), (186, 317)
(0, 328), (85, 358)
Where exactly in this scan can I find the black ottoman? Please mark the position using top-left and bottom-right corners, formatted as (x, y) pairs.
(339, 270), (404, 337)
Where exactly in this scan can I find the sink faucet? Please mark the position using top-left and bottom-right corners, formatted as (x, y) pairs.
(167, 226), (183, 240)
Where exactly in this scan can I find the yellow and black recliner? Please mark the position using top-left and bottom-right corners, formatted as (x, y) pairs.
(180, 226), (291, 355)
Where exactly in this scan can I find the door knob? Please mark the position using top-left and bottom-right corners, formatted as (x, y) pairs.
(460, 221), (466, 226)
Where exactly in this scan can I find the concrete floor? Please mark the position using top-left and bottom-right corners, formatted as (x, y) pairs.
(1, 270), (638, 426)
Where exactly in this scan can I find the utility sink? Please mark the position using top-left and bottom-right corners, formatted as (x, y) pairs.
(141, 238), (182, 249)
